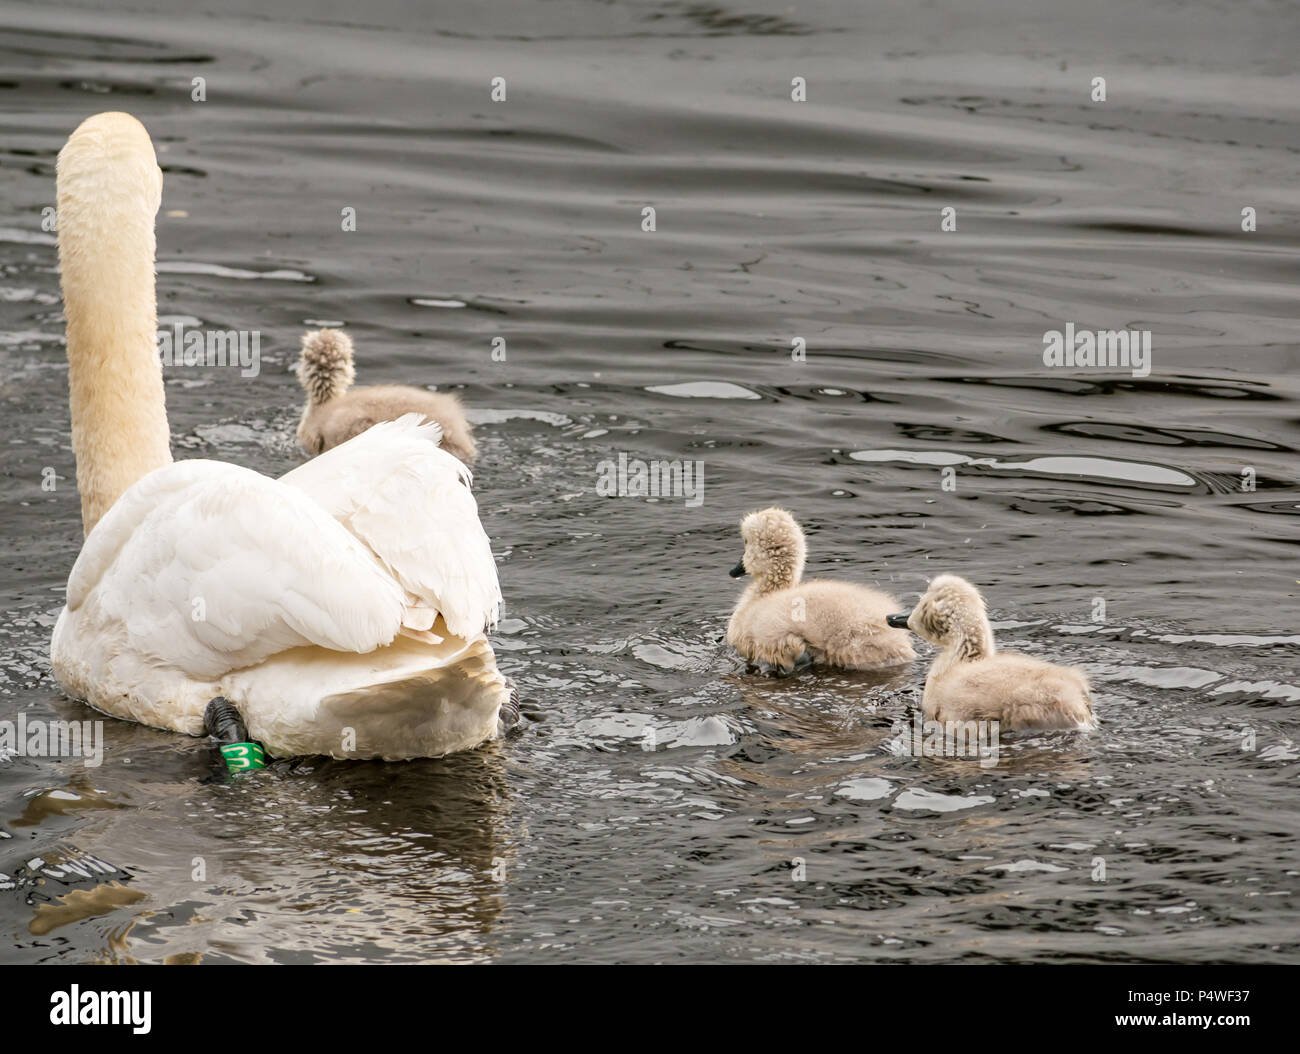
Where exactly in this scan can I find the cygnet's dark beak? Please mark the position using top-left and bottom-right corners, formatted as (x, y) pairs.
(729, 560), (747, 579)
(886, 613), (911, 629)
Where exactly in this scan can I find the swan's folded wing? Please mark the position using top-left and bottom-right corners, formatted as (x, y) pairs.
(67, 459), (407, 678)
(279, 414), (502, 640)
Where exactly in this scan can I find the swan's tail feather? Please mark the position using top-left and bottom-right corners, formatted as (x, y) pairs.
(297, 328), (356, 405)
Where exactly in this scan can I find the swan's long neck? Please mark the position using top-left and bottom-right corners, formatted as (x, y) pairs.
(57, 116), (172, 536)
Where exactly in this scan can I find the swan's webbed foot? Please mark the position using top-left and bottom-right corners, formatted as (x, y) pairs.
(203, 696), (250, 742)
(497, 677), (524, 737)
(203, 697), (265, 773)
(757, 651), (812, 677)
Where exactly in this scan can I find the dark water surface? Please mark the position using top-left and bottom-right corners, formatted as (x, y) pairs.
(1, 0), (1297, 963)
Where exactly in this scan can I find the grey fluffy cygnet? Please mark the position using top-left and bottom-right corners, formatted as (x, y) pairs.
(726, 507), (916, 674)
(295, 328), (476, 464)
(886, 574), (1094, 731)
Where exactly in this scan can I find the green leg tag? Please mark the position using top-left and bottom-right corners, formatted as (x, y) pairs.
(219, 742), (266, 772)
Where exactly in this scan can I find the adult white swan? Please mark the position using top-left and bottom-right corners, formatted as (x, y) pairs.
(50, 111), (511, 760)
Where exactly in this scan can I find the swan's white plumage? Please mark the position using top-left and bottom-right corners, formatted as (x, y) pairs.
(54, 417), (507, 758)
(66, 457), (408, 678)
(280, 414), (502, 641)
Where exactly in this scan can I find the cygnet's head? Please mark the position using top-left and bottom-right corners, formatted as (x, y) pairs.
(296, 328), (356, 405)
(730, 507), (806, 590)
(887, 574), (993, 650)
